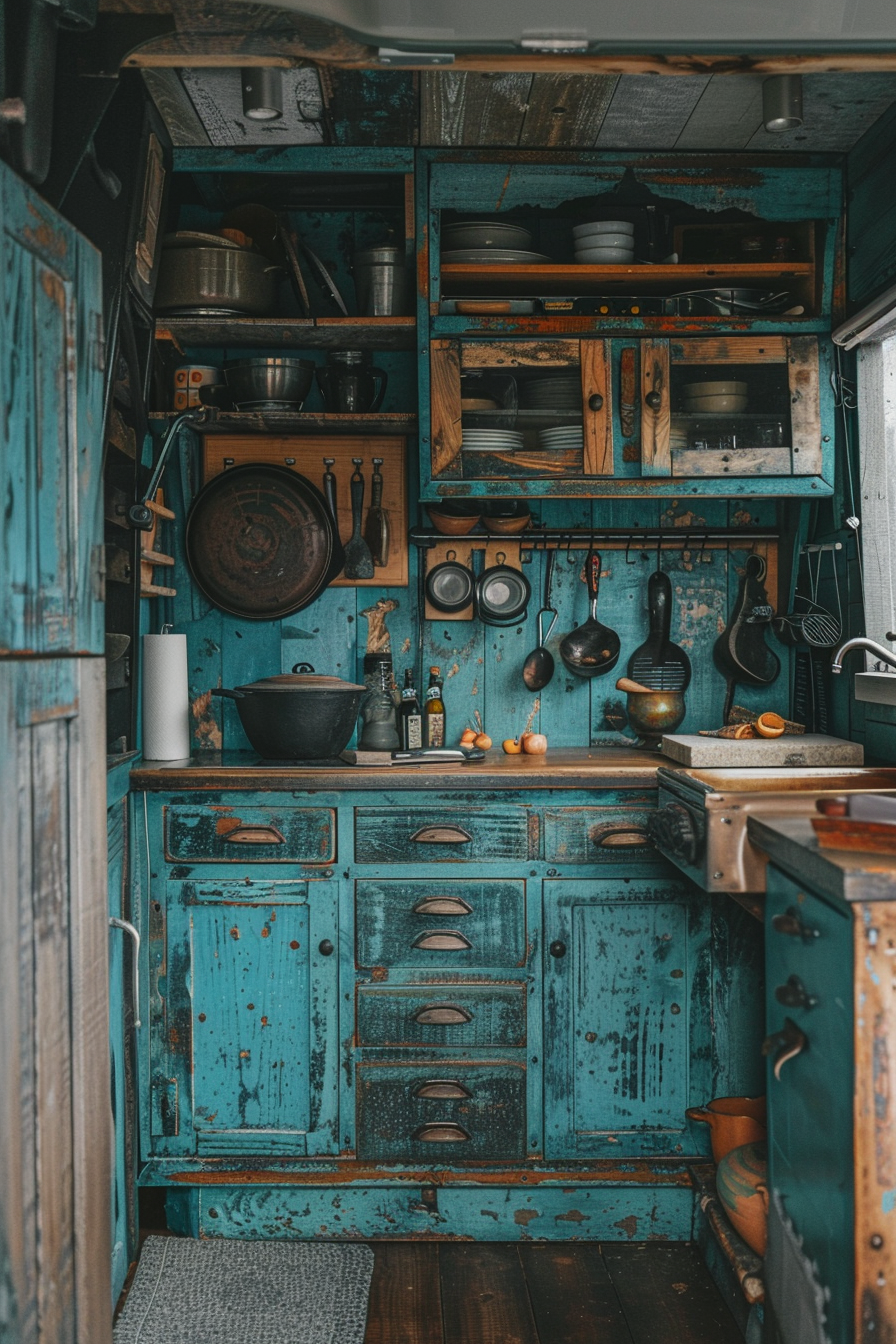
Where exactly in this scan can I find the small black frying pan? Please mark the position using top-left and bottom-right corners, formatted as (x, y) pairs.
(475, 552), (531, 627)
(425, 550), (475, 614)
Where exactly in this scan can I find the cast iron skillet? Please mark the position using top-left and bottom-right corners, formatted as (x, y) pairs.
(425, 550), (475, 614)
(475, 552), (531, 627)
(185, 462), (343, 619)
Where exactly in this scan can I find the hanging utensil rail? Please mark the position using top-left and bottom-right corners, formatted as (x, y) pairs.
(410, 526), (778, 553)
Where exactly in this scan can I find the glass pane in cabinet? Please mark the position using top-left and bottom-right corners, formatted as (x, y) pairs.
(669, 361), (792, 474)
(460, 363), (584, 479)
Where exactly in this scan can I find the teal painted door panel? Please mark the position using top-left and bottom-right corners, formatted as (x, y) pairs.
(356, 983), (527, 1047)
(765, 866), (853, 1344)
(355, 879), (527, 969)
(0, 159), (104, 655)
(356, 1060), (526, 1161)
(147, 878), (339, 1157)
(544, 875), (710, 1157)
(107, 800), (132, 1306)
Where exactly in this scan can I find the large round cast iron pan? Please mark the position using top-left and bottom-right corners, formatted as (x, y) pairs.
(185, 463), (344, 620)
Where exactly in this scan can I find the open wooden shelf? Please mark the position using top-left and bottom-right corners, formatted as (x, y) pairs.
(156, 316), (416, 350)
(151, 410), (417, 436)
(440, 261), (814, 296)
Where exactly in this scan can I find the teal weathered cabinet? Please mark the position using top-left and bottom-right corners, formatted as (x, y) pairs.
(147, 874), (339, 1157)
(544, 874), (710, 1158)
(107, 796), (136, 1306)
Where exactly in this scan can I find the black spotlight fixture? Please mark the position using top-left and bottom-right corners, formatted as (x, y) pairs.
(241, 68), (284, 121)
(762, 75), (803, 133)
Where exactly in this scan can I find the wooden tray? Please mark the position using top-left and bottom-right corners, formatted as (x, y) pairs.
(202, 435), (408, 588)
(811, 816), (896, 854)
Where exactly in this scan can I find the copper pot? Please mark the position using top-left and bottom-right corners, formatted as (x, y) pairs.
(625, 689), (686, 744)
(686, 1095), (767, 1164)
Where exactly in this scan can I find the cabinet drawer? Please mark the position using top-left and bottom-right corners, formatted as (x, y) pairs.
(356, 1061), (526, 1160)
(165, 805), (336, 864)
(544, 806), (656, 863)
(356, 984), (527, 1047)
(355, 880), (527, 969)
(354, 806), (534, 864)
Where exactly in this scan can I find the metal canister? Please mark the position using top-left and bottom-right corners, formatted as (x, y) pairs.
(353, 246), (408, 316)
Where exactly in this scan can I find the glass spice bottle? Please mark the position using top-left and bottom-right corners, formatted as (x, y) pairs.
(424, 666), (446, 748)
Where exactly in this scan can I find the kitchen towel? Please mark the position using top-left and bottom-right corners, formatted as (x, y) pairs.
(113, 1236), (374, 1344)
(142, 631), (191, 760)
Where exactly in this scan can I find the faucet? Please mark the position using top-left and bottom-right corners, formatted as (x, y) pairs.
(831, 637), (896, 674)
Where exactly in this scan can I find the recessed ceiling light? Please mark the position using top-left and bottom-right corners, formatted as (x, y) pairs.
(241, 68), (283, 121)
(763, 75), (803, 134)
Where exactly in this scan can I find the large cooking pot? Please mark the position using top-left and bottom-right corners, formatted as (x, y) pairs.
(211, 664), (366, 759)
(154, 245), (281, 315)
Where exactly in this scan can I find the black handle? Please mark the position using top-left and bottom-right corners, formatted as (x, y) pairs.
(586, 549), (601, 604)
(370, 457), (384, 509)
(550, 940), (567, 958)
(774, 974), (818, 1010)
(762, 1016), (809, 1080)
(292, 662), (315, 674)
(322, 458), (338, 525)
(543, 546), (555, 609)
(772, 907), (820, 942)
(645, 390), (662, 411)
(588, 392), (604, 411)
(647, 569), (672, 642)
(350, 459), (365, 535)
(210, 687), (245, 701)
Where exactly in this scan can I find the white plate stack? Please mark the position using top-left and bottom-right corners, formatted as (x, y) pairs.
(538, 424), (585, 452)
(519, 375), (582, 413)
(573, 219), (635, 265)
(461, 428), (524, 453)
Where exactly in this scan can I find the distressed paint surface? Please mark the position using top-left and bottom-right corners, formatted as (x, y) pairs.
(355, 879), (528, 970)
(164, 803), (336, 865)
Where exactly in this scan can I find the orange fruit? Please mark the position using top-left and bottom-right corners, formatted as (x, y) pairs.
(755, 712), (785, 738)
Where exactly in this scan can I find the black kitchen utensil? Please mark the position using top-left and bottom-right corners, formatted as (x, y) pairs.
(425, 550), (475, 614)
(475, 552), (531, 627)
(628, 568), (692, 692)
(342, 458), (375, 580)
(184, 463), (341, 619)
(559, 549), (620, 678)
(363, 457), (389, 567)
(522, 547), (558, 690)
(713, 552), (781, 721)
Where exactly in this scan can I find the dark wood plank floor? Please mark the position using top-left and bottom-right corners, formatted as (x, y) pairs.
(364, 1242), (743, 1344)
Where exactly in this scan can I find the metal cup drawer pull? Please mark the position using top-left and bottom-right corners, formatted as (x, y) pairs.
(409, 825), (473, 845)
(592, 826), (651, 848)
(412, 1002), (473, 1025)
(774, 974), (819, 1010)
(222, 824), (286, 845)
(414, 1080), (473, 1100)
(412, 896), (473, 916)
(762, 1016), (809, 1079)
(412, 1122), (471, 1143)
(411, 930), (473, 951)
(772, 907), (820, 941)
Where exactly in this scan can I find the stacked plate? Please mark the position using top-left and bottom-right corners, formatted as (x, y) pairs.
(682, 379), (748, 414)
(461, 428), (524, 454)
(573, 218), (635, 265)
(538, 424), (585, 452)
(442, 249), (552, 264)
(442, 219), (534, 252)
(519, 375), (582, 413)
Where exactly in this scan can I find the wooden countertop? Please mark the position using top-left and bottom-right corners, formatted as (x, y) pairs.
(130, 746), (662, 792)
(748, 815), (896, 904)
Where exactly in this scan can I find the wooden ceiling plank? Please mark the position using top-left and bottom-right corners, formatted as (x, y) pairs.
(420, 70), (466, 146)
(743, 72), (896, 152)
(675, 74), (765, 150)
(596, 74), (711, 147)
(141, 68), (211, 144)
(518, 74), (618, 147)
(461, 72), (534, 146)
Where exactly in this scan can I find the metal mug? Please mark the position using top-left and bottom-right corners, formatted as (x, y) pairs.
(352, 246), (408, 316)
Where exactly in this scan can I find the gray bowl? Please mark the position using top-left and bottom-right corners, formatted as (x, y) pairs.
(223, 358), (315, 410)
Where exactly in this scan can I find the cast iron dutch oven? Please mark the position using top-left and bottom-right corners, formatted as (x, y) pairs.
(211, 663), (366, 759)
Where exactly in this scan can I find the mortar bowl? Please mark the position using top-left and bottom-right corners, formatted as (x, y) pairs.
(625, 690), (686, 745)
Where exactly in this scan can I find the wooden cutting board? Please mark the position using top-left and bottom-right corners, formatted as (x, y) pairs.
(661, 733), (864, 768)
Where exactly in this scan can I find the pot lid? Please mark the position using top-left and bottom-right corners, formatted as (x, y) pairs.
(237, 663), (365, 693)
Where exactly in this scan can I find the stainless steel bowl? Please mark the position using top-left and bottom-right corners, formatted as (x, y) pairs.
(223, 358), (315, 410)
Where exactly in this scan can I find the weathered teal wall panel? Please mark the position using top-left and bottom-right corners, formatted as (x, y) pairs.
(847, 102), (896, 307)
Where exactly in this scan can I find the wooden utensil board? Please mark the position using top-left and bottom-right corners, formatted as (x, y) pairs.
(202, 435), (408, 587)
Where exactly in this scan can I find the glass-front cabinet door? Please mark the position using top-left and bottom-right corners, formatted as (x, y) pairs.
(425, 334), (830, 499)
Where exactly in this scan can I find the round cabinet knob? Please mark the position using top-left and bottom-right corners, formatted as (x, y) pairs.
(318, 939), (335, 956)
(645, 391), (662, 411)
(588, 393), (604, 411)
(549, 940), (567, 958)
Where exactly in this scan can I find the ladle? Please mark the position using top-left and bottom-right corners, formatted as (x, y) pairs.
(559, 548), (621, 678)
(522, 548), (558, 690)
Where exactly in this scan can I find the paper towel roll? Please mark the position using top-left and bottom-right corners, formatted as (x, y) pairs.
(143, 632), (191, 760)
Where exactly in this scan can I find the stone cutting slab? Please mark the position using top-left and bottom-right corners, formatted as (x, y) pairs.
(661, 733), (864, 768)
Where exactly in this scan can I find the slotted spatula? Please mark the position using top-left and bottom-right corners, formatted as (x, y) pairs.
(628, 569), (692, 691)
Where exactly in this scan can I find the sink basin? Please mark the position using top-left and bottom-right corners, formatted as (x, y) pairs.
(675, 767), (896, 794)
